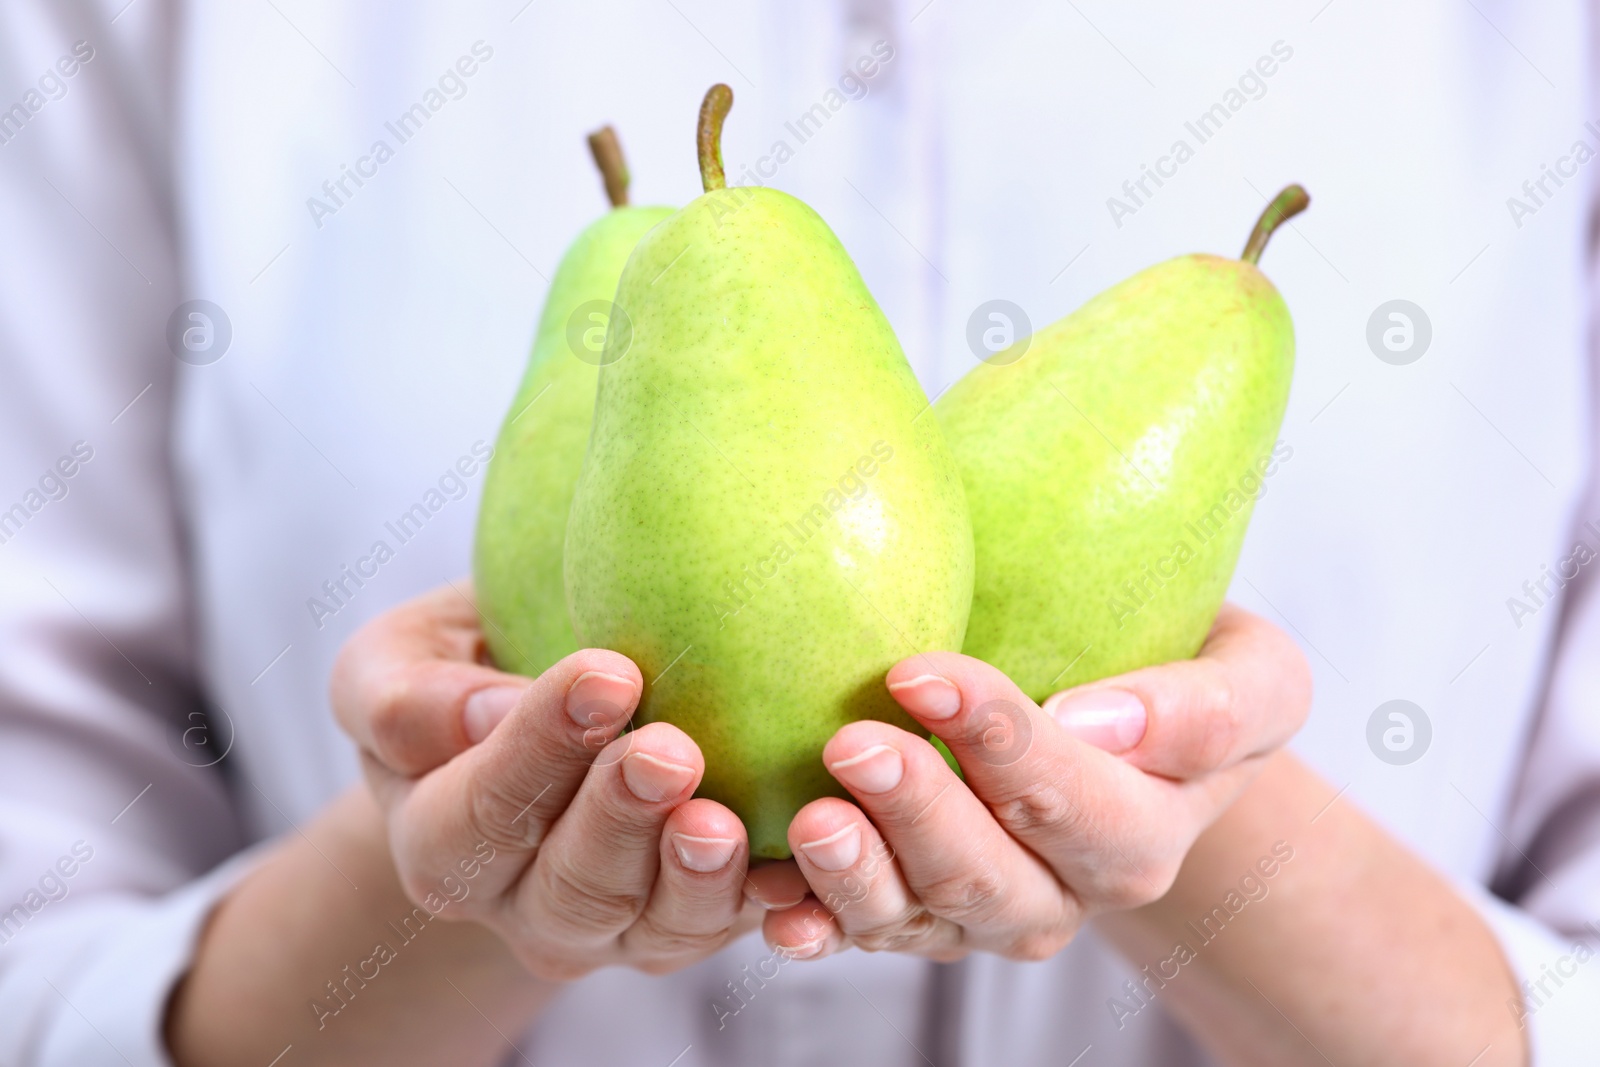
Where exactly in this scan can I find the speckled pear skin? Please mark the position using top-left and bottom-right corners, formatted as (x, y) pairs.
(936, 254), (1294, 702)
(565, 187), (974, 858)
(475, 205), (674, 677)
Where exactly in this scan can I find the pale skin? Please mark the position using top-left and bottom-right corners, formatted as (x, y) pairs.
(165, 586), (1527, 1066)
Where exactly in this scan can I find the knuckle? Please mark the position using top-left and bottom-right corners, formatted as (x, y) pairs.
(395, 871), (440, 912)
(634, 955), (702, 976)
(853, 910), (943, 953)
(1004, 924), (1075, 962)
(1094, 857), (1179, 911)
(1098, 878), (1153, 912)
(914, 858), (1008, 925)
(627, 918), (733, 966)
(465, 773), (545, 854)
(536, 860), (650, 933)
(537, 959), (595, 983)
(510, 941), (597, 984)
(1146, 856), (1184, 899)
(989, 780), (1085, 842)
(390, 870), (483, 925)
(788, 906), (837, 946)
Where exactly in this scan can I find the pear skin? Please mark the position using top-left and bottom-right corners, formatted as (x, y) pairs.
(564, 87), (974, 858)
(936, 188), (1306, 701)
(475, 129), (673, 677)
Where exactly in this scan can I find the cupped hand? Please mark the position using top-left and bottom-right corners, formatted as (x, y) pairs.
(331, 582), (755, 983)
(750, 604), (1311, 961)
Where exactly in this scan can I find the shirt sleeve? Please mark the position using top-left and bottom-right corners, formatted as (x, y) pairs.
(1482, 476), (1600, 1061)
(0, 2), (246, 1064)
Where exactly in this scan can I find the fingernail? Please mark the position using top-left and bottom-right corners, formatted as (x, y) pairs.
(827, 744), (904, 794)
(783, 939), (826, 960)
(621, 752), (696, 802)
(672, 833), (738, 873)
(1046, 688), (1147, 754)
(463, 686), (526, 744)
(887, 674), (963, 720)
(798, 823), (861, 872)
(745, 887), (806, 911)
(566, 671), (637, 729)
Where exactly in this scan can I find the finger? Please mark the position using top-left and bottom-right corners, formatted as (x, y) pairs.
(811, 724), (1073, 958)
(785, 797), (965, 960)
(762, 896), (847, 961)
(743, 860), (809, 911)
(887, 652), (1177, 912)
(332, 580), (533, 776)
(1042, 603), (1312, 780)
(515, 722), (704, 950)
(389, 648), (642, 904)
(621, 798), (749, 969)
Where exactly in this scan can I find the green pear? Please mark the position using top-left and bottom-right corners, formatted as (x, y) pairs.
(565, 86), (974, 858)
(935, 187), (1308, 701)
(475, 127), (673, 677)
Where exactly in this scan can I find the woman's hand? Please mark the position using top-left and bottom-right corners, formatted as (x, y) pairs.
(331, 582), (756, 983)
(750, 604), (1311, 961)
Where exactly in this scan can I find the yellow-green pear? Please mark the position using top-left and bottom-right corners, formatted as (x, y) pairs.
(564, 86), (974, 858)
(936, 187), (1307, 701)
(475, 128), (673, 676)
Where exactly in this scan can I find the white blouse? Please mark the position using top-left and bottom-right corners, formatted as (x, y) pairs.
(0, 0), (1596, 1063)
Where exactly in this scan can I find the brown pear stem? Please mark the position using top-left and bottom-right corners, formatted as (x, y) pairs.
(697, 84), (733, 192)
(587, 126), (629, 207)
(1241, 184), (1310, 264)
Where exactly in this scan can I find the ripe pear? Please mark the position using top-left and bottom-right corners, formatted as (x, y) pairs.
(564, 86), (974, 858)
(935, 187), (1308, 701)
(475, 128), (673, 677)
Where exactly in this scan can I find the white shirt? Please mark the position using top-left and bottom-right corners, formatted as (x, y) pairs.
(1, 1), (1597, 1063)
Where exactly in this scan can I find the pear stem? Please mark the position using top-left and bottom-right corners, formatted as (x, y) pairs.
(587, 126), (630, 207)
(1241, 184), (1310, 264)
(697, 84), (733, 192)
